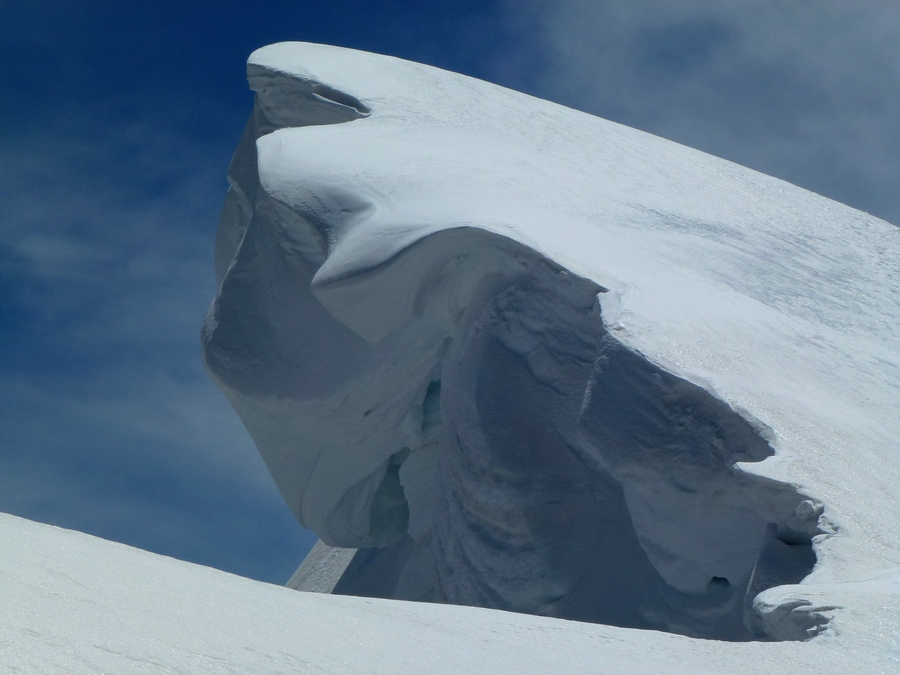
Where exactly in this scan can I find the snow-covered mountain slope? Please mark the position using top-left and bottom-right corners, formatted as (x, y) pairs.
(201, 42), (900, 643)
(2, 512), (898, 674)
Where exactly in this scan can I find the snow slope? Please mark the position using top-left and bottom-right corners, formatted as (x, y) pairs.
(201, 41), (900, 643)
(2, 512), (898, 674)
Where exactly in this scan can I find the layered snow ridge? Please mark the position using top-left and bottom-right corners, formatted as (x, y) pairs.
(202, 43), (900, 643)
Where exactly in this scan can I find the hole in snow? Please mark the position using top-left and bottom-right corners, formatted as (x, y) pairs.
(261, 228), (827, 642)
(393, 259), (822, 640)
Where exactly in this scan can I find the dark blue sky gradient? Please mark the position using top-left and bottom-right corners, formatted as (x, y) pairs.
(0, 0), (533, 585)
(1, 1), (897, 585)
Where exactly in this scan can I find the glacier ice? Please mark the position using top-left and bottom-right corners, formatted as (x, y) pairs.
(202, 42), (900, 643)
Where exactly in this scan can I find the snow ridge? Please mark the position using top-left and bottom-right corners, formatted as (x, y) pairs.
(203, 42), (900, 644)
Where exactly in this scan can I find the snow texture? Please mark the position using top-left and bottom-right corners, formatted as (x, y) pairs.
(201, 42), (900, 644)
(2, 512), (899, 674)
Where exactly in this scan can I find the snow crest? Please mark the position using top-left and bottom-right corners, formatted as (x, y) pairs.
(203, 43), (900, 643)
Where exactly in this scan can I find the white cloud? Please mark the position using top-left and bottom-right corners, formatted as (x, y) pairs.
(0, 103), (313, 582)
(496, 0), (900, 225)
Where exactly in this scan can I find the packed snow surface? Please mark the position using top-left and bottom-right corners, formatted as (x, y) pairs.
(2, 512), (899, 674)
(200, 41), (900, 646)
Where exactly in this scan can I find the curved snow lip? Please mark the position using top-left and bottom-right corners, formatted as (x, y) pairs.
(205, 203), (829, 640)
(204, 42), (900, 645)
(248, 63), (370, 128)
(305, 224), (828, 640)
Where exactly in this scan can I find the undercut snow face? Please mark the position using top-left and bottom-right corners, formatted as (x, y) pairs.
(429, 259), (820, 640)
(203, 42), (900, 645)
(203, 218), (820, 640)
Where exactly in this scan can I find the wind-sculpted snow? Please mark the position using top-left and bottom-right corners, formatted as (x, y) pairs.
(203, 42), (900, 644)
(6, 513), (900, 674)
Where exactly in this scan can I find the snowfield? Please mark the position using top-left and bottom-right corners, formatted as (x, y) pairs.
(1, 512), (898, 674)
(3, 41), (899, 672)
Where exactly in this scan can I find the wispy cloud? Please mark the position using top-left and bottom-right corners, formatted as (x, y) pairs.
(0, 101), (314, 583)
(495, 0), (900, 225)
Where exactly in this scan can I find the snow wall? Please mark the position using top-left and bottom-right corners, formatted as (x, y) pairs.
(203, 43), (900, 643)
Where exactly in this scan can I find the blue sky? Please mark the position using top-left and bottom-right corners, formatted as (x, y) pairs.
(1, 1), (897, 585)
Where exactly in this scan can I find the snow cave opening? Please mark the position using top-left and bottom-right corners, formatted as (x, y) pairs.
(330, 263), (822, 642)
(206, 64), (828, 641)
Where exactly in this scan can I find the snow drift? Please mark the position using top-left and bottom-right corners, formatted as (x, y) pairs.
(6, 512), (899, 674)
(202, 42), (900, 643)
